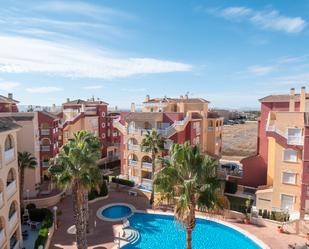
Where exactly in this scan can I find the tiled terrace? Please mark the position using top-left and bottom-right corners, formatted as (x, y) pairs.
(50, 190), (307, 249)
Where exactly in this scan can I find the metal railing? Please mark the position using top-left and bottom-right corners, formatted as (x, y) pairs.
(40, 129), (50, 135)
(41, 145), (51, 152)
(267, 125), (304, 146)
(4, 148), (14, 163)
(142, 162), (152, 169)
(128, 160), (138, 166)
(7, 180), (17, 199)
(128, 144), (140, 151)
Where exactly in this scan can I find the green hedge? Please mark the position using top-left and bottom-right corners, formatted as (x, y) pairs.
(259, 209), (289, 222)
(33, 208), (54, 249)
(111, 177), (134, 187)
(88, 180), (109, 201)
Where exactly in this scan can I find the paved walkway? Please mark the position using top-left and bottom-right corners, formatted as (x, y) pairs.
(50, 190), (307, 249)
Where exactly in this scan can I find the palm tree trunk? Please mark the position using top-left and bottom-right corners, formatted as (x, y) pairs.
(186, 228), (193, 249)
(84, 192), (90, 234)
(19, 168), (24, 208)
(72, 180), (88, 249)
(149, 153), (155, 205)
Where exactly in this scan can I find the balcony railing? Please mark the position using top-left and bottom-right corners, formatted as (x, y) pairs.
(40, 129), (50, 136)
(0, 192), (3, 208)
(128, 144), (140, 151)
(4, 148), (15, 163)
(0, 229), (5, 248)
(287, 135), (304, 146)
(7, 180), (17, 199)
(141, 178), (153, 190)
(128, 160), (138, 166)
(8, 212), (17, 234)
(41, 145), (50, 152)
(129, 175), (139, 182)
(142, 162), (152, 169)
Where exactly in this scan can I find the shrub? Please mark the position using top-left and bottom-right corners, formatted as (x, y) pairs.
(33, 208), (54, 249)
(111, 177), (134, 187)
(88, 180), (109, 201)
(224, 182), (237, 194)
(262, 209), (268, 219)
(258, 209), (262, 216)
(26, 203), (36, 210)
(103, 175), (109, 183)
(34, 235), (47, 249)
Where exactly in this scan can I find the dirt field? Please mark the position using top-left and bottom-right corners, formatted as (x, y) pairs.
(222, 122), (258, 160)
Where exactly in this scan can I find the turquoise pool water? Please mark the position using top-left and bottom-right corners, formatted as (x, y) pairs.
(101, 205), (133, 220)
(123, 213), (262, 249)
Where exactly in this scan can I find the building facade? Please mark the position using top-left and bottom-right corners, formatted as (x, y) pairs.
(0, 118), (22, 249)
(0, 94), (19, 113)
(114, 95), (223, 190)
(255, 87), (309, 218)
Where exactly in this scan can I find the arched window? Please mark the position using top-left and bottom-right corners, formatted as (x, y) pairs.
(7, 168), (16, 185)
(128, 154), (138, 166)
(142, 156), (152, 163)
(41, 138), (51, 146)
(4, 135), (13, 151)
(8, 201), (17, 219)
(128, 138), (138, 145)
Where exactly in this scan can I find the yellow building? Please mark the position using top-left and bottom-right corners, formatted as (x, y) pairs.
(0, 118), (22, 249)
(114, 95), (223, 190)
(256, 87), (308, 218)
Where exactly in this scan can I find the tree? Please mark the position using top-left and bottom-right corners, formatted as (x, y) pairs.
(18, 151), (37, 208)
(49, 131), (102, 249)
(141, 129), (164, 205)
(154, 142), (222, 249)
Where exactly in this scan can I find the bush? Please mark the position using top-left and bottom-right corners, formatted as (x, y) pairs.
(88, 180), (109, 201)
(34, 235), (47, 249)
(224, 182), (237, 194)
(111, 177), (134, 187)
(269, 211), (290, 222)
(33, 208), (54, 249)
(29, 208), (53, 222)
(26, 203), (36, 210)
(262, 209), (268, 218)
(103, 175), (109, 183)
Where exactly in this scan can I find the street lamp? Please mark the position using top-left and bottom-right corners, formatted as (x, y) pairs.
(53, 206), (58, 230)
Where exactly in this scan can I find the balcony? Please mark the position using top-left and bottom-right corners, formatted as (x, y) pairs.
(0, 229), (5, 248)
(41, 145), (50, 152)
(84, 107), (97, 115)
(128, 144), (140, 151)
(40, 129), (50, 136)
(42, 161), (49, 168)
(128, 160), (138, 166)
(0, 192), (3, 208)
(8, 212), (18, 234)
(7, 180), (17, 200)
(4, 148), (15, 163)
(141, 178), (152, 190)
(142, 162), (152, 169)
(129, 175), (139, 183)
(287, 135), (304, 146)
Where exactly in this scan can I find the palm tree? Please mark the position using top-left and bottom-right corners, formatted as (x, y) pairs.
(141, 129), (164, 205)
(154, 142), (222, 249)
(49, 131), (102, 249)
(18, 151), (37, 208)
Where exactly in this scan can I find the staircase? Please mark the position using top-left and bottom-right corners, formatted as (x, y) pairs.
(114, 227), (140, 248)
(164, 113), (191, 138)
(113, 117), (126, 134)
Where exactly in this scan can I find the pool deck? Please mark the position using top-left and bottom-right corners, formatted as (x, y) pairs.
(50, 190), (307, 249)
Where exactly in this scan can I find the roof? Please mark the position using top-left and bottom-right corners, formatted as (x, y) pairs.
(0, 113), (34, 121)
(0, 95), (19, 104)
(40, 111), (59, 119)
(259, 93), (309, 103)
(145, 97), (209, 104)
(125, 112), (163, 121)
(63, 99), (108, 106)
(0, 117), (21, 132)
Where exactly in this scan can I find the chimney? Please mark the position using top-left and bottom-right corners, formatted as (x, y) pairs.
(180, 95), (183, 99)
(145, 95), (150, 102)
(66, 98), (70, 103)
(51, 104), (56, 112)
(300, 86), (306, 112)
(185, 94), (189, 100)
(289, 88), (295, 112)
(131, 102), (136, 112)
(115, 106), (118, 111)
(81, 104), (85, 113)
(91, 95), (95, 102)
(8, 93), (13, 100)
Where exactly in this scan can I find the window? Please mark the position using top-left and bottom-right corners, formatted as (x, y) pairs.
(4, 135), (13, 151)
(101, 112), (106, 117)
(108, 129), (110, 136)
(102, 123), (105, 128)
(282, 172), (296, 184)
(102, 133), (106, 139)
(281, 194), (294, 210)
(283, 149), (297, 162)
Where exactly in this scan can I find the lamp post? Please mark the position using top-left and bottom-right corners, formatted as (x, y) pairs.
(53, 206), (58, 230)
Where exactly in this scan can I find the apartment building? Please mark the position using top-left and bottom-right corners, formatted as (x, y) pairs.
(0, 118), (22, 249)
(58, 98), (120, 159)
(113, 95), (223, 190)
(254, 87), (309, 218)
(0, 111), (59, 198)
(0, 94), (18, 113)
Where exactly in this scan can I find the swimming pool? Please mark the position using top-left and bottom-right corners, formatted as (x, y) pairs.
(97, 203), (134, 221)
(122, 212), (264, 249)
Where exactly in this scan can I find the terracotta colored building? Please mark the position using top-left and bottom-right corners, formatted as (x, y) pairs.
(0, 118), (22, 249)
(0, 94), (19, 113)
(253, 87), (309, 218)
(114, 95), (223, 190)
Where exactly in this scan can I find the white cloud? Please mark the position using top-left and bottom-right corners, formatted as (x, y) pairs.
(0, 35), (192, 79)
(83, 85), (104, 90)
(26, 86), (63, 93)
(218, 6), (306, 33)
(0, 81), (20, 91)
(248, 65), (276, 75)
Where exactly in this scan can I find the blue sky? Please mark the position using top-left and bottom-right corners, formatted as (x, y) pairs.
(0, 0), (309, 109)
